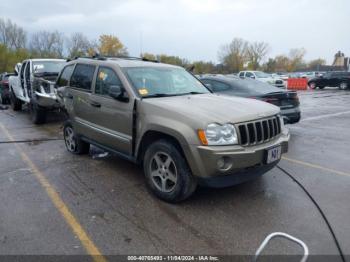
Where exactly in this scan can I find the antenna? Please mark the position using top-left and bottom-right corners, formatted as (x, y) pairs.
(139, 30), (143, 57)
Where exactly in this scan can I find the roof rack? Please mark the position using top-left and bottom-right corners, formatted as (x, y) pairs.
(66, 54), (159, 63)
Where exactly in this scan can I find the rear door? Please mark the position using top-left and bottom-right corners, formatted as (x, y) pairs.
(87, 66), (133, 155)
(68, 63), (97, 139)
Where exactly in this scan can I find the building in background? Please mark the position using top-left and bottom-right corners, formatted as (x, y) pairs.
(332, 51), (350, 71)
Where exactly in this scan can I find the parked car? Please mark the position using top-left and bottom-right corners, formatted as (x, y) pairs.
(0, 72), (15, 104)
(239, 70), (285, 88)
(308, 71), (350, 90)
(59, 56), (290, 202)
(200, 76), (301, 124)
(9, 58), (66, 124)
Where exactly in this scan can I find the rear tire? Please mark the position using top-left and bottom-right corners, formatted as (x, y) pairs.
(308, 82), (317, 89)
(339, 82), (348, 90)
(31, 102), (47, 124)
(63, 122), (90, 155)
(10, 90), (22, 111)
(143, 139), (197, 203)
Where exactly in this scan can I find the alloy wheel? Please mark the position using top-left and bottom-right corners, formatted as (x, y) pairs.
(340, 82), (348, 90)
(149, 152), (178, 193)
(64, 126), (76, 152)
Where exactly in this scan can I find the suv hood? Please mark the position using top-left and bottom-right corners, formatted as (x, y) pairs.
(141, 93), (279, 126)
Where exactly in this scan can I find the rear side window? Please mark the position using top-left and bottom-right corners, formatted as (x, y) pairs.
(210, 80), (231, 92)
(57, 64), (75, 87)
(95, 67), (123, 95)
(239, 72), (245, 77)
(70, 64), (96, 91)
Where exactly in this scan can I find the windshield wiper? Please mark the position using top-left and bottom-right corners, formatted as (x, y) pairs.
(142, 93), (179, 98)
(178, 91), (206, 95)
(142, 91), (206, 98)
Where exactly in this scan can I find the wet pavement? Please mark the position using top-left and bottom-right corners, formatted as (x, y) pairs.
(0, 88), (349, 260)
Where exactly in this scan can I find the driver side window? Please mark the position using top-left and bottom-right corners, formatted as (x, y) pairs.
(95, 67), (123, 96)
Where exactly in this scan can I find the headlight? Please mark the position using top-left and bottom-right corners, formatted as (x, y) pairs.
(198, 123), (238, 145)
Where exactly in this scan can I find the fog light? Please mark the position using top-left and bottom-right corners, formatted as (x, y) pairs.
(217, 157), (232, 171)
(217, 158), (225, 169)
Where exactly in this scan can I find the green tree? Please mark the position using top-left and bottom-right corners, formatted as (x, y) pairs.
(98, 34), (128, 56)
(308, 58), (326, 69)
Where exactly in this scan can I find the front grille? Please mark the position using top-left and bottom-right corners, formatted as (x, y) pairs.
(237, 115), (281, 146)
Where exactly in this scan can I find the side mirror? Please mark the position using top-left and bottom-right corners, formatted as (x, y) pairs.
(109, 85), (129, 102)
(109, 85), (122, 99)
(250, 75), (256, 79)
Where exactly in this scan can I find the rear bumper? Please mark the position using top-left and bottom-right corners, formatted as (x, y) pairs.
(280, 107), (301, 124)
(0, 85), (10, 98)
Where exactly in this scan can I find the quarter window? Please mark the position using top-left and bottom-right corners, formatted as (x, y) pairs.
(95, 67), (123, 95)
(57, 65), (75, 87)
(70, 64), (96, 91)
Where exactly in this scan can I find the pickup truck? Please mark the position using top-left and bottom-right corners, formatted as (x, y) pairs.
(239, 71), (285, 88)
(9, 58), (66, 124)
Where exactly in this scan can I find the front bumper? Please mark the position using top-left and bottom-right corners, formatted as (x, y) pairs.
(188, 132), (289, 187)
(34, 91), (61, 108)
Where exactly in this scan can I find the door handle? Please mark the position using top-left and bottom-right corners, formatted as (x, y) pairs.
(90, 101), (101, 108)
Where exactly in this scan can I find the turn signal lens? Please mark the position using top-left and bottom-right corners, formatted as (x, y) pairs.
(197, 129), (208, 145)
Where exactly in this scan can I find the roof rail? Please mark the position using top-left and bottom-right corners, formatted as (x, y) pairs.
(105, 55), (159, 63)
(66, 53), (106, 62)
(66, 54), (159, 63)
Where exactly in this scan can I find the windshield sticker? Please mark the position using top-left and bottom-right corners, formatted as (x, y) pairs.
(98, 71), (108, 81)
(138, 88), (149, 95)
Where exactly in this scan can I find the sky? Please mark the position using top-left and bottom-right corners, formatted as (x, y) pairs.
(0, 0), (349, 64)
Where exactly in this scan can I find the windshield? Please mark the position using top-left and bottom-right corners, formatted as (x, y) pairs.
(124, 67), (210, 97)
(33, 61), (65, 74)
(254, 71), (271, 78)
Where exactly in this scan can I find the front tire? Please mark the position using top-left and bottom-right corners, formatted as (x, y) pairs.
(63, 122), (90, 155)
(339, 82), (348, 90)
(10, 90), (22, 111)
(143, 139), (197, 203)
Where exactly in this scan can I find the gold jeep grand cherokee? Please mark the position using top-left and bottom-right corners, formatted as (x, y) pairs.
(58, 56), (290, 202)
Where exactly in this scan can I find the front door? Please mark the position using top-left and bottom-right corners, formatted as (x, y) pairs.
(87, 66), (133, 155)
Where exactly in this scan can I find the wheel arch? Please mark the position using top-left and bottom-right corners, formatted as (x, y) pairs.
(136, 129), (200, 175)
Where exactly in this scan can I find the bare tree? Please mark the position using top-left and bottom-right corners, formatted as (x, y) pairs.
(218, 38), (248, 73)
(0, 18), (26, 49)
(246, 41), (270, 70)
(67, 32), (93, 58)
(288, 48), (306, 71)
(30, 30), (64, 58)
